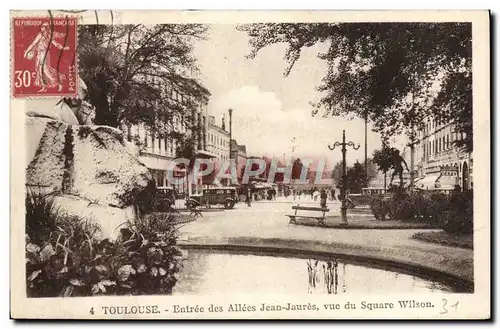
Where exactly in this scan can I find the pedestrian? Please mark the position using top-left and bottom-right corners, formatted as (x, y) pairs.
(320, 189), (327, 208)
(313, 189), (319, 201)
(331, 188), (336, 201)
(246, 185), (252, 207)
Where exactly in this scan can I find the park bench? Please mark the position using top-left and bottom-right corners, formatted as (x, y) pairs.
(286, 205), (330, 226)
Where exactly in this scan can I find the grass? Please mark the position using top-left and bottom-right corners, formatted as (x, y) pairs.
(412, 231), (473, 249)
(290, 215), (435, 230)
(146, 212), (199, 225)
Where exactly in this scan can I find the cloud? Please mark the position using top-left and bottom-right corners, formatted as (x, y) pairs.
(209, 85), (383, 166)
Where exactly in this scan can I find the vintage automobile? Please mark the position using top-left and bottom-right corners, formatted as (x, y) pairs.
(153, 186), (176, 212)
(186, 187), (238, 210)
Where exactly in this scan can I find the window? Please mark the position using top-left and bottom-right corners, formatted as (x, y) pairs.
(158, 137), (161, 151)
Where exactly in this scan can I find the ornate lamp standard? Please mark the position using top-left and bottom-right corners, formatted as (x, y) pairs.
(328, 130), (360, 224)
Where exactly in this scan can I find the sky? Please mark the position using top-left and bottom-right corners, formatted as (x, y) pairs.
(194, 24), (386, 166)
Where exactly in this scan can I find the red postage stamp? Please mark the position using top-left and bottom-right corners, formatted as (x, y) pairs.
(12, 16), (78, 98)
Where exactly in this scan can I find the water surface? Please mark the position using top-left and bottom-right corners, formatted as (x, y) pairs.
(173, 250), (457, 295)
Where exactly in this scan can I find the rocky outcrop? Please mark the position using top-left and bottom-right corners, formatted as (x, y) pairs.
(25, 98), (79, 125)
(27, 118), (151, 208)
(52, 195), (136, 239)
(25, 81), (152, 238)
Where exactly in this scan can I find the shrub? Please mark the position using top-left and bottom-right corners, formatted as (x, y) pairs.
(371, 188), (474, 235)
(440, 190), (473, 234)
(26, 199), (182, 297)
(25, 188), (60, 245)
(133, 179), (157, 216)
(370, 195), (390, 221)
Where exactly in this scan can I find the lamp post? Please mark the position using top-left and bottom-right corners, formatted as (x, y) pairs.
(228, 108), (233, 187)
(328, 130), (360, 224)
(364, 110), (368, 187)
(228, 108), (233, 160)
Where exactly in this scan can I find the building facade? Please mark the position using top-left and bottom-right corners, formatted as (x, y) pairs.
(206, 115), (230, 162)
(123, 76), (212, 195)
(403, 116), (472, 191)
(230, 139), (247, 183)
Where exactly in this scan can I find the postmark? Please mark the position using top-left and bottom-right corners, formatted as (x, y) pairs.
(12, 16), (78, 98)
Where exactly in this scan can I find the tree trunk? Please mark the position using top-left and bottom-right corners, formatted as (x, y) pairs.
(384, 171), (387, 194)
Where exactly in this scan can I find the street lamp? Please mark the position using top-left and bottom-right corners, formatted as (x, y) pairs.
(228, 108), (233, 161)
(328, 130), (360, 224)
(228, 108), (233, 187)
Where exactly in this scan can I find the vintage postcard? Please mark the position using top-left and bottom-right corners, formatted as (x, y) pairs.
(10, 10), (490, 320)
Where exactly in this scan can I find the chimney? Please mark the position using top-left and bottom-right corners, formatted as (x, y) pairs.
(222, 114), (226, 130)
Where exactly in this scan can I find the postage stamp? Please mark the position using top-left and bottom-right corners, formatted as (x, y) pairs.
(9, 10), (490, 320)
(12, 16), (78, 98)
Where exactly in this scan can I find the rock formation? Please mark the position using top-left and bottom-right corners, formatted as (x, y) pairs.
(25, 78), (152, 238)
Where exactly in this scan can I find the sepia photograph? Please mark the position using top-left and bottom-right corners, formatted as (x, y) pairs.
(10, 9), (490, 319)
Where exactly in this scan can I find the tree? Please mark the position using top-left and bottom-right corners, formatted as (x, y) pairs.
(372, 145), (399, 192)
(331, 162), (344, 189)
(332, 160), (368, 194)
(346, 161), (366, 194)
(238, 23), (472, 153)
(79, 24), (209, 139)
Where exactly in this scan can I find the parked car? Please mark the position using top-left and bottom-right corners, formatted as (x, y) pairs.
(153, 186), (176, 212)
(186, 187), (238, 210)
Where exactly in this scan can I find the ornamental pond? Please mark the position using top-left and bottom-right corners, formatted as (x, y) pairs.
(172, 248), (471, 295)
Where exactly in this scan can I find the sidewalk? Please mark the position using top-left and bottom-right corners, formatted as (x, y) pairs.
(177, 204), (474, 288)
(255, 196), (340, 204)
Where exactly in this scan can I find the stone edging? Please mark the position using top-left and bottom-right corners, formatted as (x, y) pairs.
(177, 237), (474, 293)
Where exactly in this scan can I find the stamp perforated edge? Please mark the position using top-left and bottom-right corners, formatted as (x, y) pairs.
(10, 14), (80, 99)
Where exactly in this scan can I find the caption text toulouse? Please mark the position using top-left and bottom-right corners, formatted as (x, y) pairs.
(99, 300), (434, 315)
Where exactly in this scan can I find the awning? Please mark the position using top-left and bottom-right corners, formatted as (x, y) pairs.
(414, 174), (440, 190)
(435, 174), (459, 190)
(138, 155), (171, 171)
(195, 150), (218, 158)
(253, 182), (273, 189)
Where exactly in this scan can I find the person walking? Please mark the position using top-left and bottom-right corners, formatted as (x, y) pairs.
(313, 189), (319, 201)
(246, 185), (252, 207)
(320, 189), (328, 208)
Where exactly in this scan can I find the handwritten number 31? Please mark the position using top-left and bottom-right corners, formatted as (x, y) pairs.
(440, 299), (459, 314)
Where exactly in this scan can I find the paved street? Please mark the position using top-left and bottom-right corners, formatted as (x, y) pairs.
(177, 201), (474, 285)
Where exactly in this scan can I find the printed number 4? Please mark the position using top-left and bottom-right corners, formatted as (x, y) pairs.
(440, 299), (459, 314)
(89, 307), (94, 315)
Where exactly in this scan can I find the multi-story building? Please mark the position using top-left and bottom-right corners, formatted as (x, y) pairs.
(204, 115), (230, 185)
(123, 76), (213, 195)
(404, 116), (472, 191)
(206, 115), (230, 161)
(230, 139), (247, 182)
